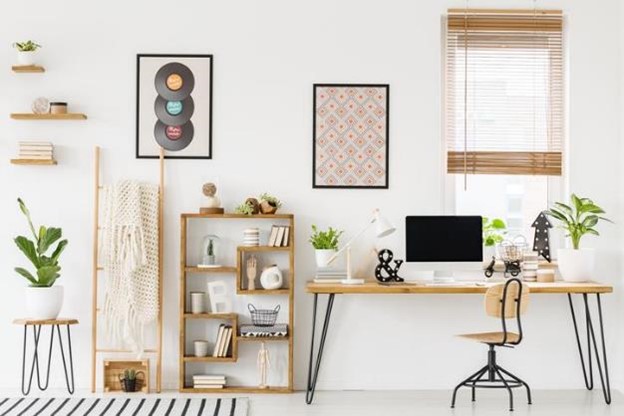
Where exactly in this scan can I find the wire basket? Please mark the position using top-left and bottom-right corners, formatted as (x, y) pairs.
(248, 304), (280, 327)
(496, 236), (528, 262)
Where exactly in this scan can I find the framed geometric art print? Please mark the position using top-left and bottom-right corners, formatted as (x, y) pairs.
(313, 84), (389, 188)
(136, 54), (213, 159)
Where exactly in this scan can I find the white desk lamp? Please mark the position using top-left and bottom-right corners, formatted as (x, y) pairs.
(327, 209), (396, 285)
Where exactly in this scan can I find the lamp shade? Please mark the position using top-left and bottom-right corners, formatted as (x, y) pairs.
(374, 212), (396, 238)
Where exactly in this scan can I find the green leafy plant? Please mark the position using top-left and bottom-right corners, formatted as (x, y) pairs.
(13, 40), (41, 52)
(14, 198), (68, 287)
(545, 194), (612, 249)
(259, 193), (282, 208)
(234, 201), (254, 215)
(122, 369), (137, 380)
(482, 217), (507, 247)
(309, 225), (343, 250)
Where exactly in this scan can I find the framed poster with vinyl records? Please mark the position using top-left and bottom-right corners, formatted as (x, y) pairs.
(136, 54), (213, 159)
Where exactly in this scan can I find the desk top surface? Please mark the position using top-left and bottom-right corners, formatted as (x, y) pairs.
(306, 280), (613, 294)
(13, 318), (79, 326)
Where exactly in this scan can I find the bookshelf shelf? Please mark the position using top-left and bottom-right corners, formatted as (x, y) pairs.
(10, 158), (57, 165)
(180, 213), (295, 393)
(12, 65), (45, 73)
(10, 113), (87, 120)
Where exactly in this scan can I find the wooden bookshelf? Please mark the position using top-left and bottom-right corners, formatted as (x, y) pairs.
(10, 113), (87, 120)
(12, 65), (45, 73)
(179, 213), (295, 393)
(10, 158), (57, 165)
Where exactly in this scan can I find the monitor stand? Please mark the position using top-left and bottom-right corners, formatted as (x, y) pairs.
(432, 270), (456, 284)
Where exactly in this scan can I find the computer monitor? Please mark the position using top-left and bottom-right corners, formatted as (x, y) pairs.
(406, 216), (483, 277)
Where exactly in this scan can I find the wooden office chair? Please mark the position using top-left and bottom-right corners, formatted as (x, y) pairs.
(451, 278), (531, 411)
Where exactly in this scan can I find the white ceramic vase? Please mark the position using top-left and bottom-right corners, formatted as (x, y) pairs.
(25, 286), (63, 319)
(557, 248), (595, 282)
(194, 340), (209, 357)
(260, 265), (283, 290)
(17, 51), (36, 66)
(315, 249), (336, 268)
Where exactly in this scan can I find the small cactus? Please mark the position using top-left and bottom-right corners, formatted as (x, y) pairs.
(123, 369), (136, 380)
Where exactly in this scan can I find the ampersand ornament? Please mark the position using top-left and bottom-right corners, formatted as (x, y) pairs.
(375, 249), (405, 283)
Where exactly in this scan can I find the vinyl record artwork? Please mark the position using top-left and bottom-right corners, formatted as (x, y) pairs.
(313, 84), (389, 188)
(136, 54), (213, 159)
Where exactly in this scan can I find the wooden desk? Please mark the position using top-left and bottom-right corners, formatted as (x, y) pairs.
(305, 280), (613, 405)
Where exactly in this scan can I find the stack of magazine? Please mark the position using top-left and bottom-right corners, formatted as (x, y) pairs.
(314, 266), (347, 283)
(193, 374), (226, 389)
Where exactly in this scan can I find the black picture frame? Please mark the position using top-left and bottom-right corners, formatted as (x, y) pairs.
(136, 53), (213, 159)
(312, 83), (390, 189)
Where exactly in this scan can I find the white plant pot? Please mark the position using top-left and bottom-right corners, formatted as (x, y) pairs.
(315, 249), (336, 268)
(25, 286), (63, 319)
(17, 51), (37, 66)
(557, 248), (595, 282)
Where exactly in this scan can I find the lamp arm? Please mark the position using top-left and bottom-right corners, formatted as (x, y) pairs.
(327, 219), (375, 265)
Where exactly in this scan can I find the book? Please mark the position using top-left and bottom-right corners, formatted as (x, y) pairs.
(19, 141), (53, 146)
(275, 227), (285, 247)
(193, 377), (226, 383)
(17, 154), (53, 160)
(193, 384), (224, 389)
(281, 226), (290, 247)
(212, 324), (225, 357)
(216, 325), (231, 357)
(221, 327), (232, 357)
(268, 226), (279, 247)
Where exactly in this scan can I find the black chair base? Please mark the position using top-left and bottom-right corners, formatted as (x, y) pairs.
(451, 345), (531, 411)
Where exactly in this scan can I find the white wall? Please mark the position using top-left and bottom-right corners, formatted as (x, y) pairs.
(1, 0), (622, 392)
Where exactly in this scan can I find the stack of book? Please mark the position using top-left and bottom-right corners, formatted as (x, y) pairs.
(213, 324), (233, 357)
(239, 323), (288, 338)
(268, 225), (290, 247)
(17, 141), (54, 161)
(193, 374), (226, 389)
(314, 266), (347, 283)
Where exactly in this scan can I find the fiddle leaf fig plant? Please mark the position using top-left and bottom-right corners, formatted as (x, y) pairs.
(545, 194), (612, 249)
(14, 198), (68, 287)
(309, 225), (343, 250)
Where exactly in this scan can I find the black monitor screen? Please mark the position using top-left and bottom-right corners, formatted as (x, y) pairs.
(406, 216), (483, 262)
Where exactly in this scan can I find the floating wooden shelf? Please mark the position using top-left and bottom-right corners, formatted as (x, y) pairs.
(10, 113), (87, 120)
(237, 335), (289, 342)
(184, 313), (237, 320)
(237, 245), (290, 252)
(183, 356), (237, 363)
(180, 386), (291, 394)
(183, 213), (294, 219)
(185, 266), (237, 274)
(10, 158), (57, 165)
(12, 65), (45, 73)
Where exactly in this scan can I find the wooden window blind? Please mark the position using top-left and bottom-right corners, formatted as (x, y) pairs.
(445, 9), (564, 176)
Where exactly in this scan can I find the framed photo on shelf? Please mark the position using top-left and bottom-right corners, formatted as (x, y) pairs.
(313, 83), (390, 189)
(136, 54), (213, 159)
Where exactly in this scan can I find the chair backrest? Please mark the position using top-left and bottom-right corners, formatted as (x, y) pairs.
(484, 278), (529, 344)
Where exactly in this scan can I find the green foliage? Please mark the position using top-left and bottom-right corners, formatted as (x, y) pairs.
(259, 193), (282, 208)
(234, 201), (254, 215)
(13, 40), (41, 52)
(123, 369), (137, 380)
(207, 239), (214, 256)
(309, 225), (343, 250)
(14, 198), (67, 287)
(545, 193), (612, 249)
(482, 217), (507, 247)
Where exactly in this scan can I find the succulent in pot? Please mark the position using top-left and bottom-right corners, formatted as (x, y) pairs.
(118, 369), (144, 392)
(259, 193), (282, 215)
(13, 40), (42, 66)
(545, 194), (612, 282)
(14, 198), (68, 319)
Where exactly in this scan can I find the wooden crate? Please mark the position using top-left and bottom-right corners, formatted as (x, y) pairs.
(103, 360), (149, 393)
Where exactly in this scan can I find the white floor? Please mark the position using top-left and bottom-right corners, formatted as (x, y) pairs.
(0, 389), (620, 415)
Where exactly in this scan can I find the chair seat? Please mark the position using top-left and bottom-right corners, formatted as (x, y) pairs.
(458, 331), (520, 344)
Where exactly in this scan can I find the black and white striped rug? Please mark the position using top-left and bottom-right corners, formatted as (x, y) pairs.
(0, 397), (247, 416)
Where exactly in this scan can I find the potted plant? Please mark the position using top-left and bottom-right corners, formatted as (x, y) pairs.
(13, 40), (42, 66)
(482, 217), (506, 262)
(546, 194), (611, 282)
(118, 369), (144, 392)
(14, 198), (68, 319)
(234, 198), (260, 215)
(309, 225), (343, 267)
(259, 193), (282, 215)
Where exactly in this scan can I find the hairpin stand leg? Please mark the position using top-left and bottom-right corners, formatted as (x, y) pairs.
(306, 294), (335, 405)
(56, 324), (76, 394)
(568, 293), (611, 404)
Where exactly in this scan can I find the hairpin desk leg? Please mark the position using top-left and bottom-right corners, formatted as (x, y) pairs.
(306, 294), (335, 405)
(568, 293), (611, 404)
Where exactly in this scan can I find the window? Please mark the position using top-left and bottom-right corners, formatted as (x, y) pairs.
(444, 9), (565, 246)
